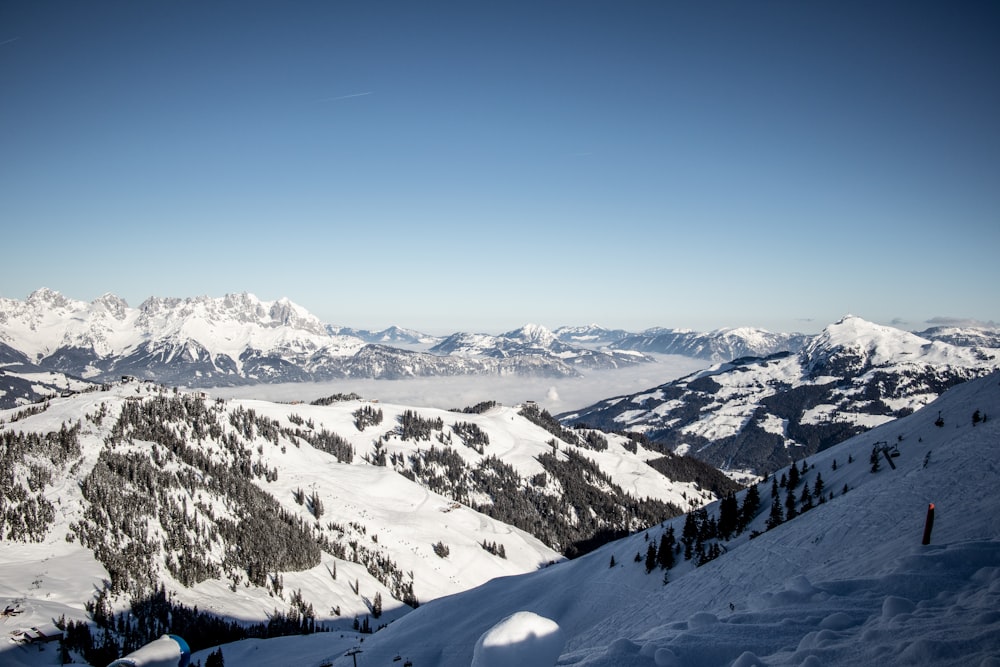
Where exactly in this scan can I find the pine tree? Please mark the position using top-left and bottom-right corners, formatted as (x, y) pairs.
(739, 483), (761, 533)
(766, 495), (784, 530)
(657, 528), (676, 570)
(372, 592), (383, 618)
(799, 482), (813, 512)
(645, 542), (658, 573)
(785, 487), (798, 520)
(718, 493), (739, 540)
(787, 463), (800, 490)
(813, 472), (824, 498)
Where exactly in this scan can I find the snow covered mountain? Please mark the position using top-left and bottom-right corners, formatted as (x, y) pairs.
(431, 324), (653, 369)
(915, 323), (1000, 349)
(0, 379), (732, 664)
(326, 324), (442, 347)
(0, 289), (364, 387)
(608, 325), (811, 362)
(552, 324), (633, 347)
(561, 316), (1000, 475)
(0, 291), (654, 403)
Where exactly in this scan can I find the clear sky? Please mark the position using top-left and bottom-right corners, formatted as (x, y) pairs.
(1, 1), (997, 335)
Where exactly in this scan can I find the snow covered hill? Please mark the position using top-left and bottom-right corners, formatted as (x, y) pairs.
(326, 324), (442, 347)
(562, 316), (1000, 475)
(241, 370), (999, 667)
(916, 323), (1000, 349)
(0, 381), (729, 665)
(608, 326), (811, 362)
(430, 324), (653, 370)
(552, 324), (633, 347)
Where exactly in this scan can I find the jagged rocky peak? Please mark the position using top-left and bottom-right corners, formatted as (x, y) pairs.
(266, 297), (326, 334)
(26, 287), (73, 310)
(133, 292), (324, 333)
(91, 293), (129, 320)
(138, 295), (184, 316)
(220, 292), (269, 321)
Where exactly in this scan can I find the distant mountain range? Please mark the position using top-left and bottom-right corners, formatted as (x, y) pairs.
(561, 315), (1000, 474)
(2, 289), (999, 421)
(0, 290), (663, 406)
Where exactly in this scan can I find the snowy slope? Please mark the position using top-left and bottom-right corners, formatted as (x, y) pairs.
(273, 370), (1000, 667)
(0, 381), (726, 663)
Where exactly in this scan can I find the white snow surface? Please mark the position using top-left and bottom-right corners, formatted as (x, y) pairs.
(472, 611), (565, 667)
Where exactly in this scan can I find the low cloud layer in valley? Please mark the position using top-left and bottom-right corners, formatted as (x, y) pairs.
(206, 354), (707, 414)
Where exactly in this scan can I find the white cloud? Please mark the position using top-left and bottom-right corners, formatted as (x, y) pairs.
(925, 316), (998, 329)
(207, 354), (707, 414)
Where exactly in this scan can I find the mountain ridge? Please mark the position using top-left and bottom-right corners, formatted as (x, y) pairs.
(561, 315), (1000, 475)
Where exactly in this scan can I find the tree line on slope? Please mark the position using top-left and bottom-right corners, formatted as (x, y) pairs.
(0, 422), (80, 541)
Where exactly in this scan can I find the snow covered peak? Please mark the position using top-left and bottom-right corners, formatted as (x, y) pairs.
(504, 323), (556, 346)
(25, 287), (72, 309)
(804, 315), (930, 366)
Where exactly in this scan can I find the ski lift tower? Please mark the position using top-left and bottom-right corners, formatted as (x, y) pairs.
(345, 647), (363, 667)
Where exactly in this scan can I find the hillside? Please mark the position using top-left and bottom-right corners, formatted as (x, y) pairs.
(225, 370), (999, 667)
(0, 381), (728, 664)
(607, 326), (810, 362)
(562, 316), (1000, 475)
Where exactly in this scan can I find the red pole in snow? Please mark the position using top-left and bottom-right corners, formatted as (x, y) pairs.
(922, 503), (935, 545)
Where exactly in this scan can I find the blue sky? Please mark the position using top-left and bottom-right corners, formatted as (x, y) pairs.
(1, 1), (997, 334)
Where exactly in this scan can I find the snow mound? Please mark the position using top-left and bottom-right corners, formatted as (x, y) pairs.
(472, 611), (564, 667)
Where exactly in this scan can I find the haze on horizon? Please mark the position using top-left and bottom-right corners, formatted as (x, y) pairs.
(1, 1), (997, 335)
